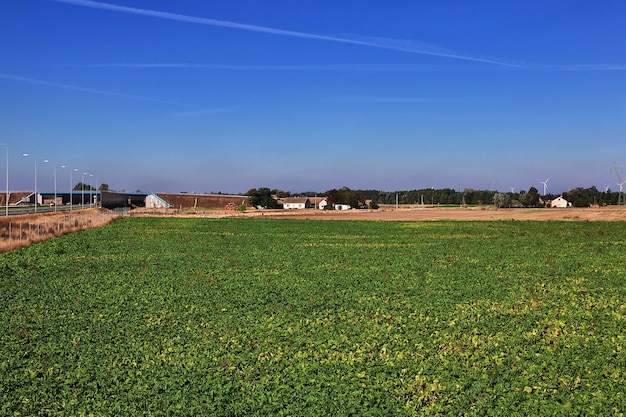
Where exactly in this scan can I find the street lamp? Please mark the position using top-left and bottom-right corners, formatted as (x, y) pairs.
(43, 160), (58, 212)
(0, 143), (7, 216)
(95, 176), (99, 207)
(82, 172), (86, 208)
(65, 167), (78, 211)
(22, 153), (37, 214)
(61, 165), (67, 208)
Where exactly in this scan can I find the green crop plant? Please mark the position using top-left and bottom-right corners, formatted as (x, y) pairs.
(1, 218), (625, 415)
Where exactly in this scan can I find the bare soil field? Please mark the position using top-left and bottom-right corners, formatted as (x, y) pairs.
(234, 206), (626, 221)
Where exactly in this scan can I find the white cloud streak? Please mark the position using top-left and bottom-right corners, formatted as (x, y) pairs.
(68, 62), (502, 72)
(66, 62), (626, 72)
(0, 73), (188, 105)
(50, 0), (522, 68)
(536, 64), (626, 71)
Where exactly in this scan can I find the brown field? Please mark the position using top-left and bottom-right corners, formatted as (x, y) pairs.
(232, 205), (626, 221)
(131, 204), (626, 221)
(2, 205), (623, 253)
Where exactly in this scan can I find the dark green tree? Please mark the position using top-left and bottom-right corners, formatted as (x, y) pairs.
(325, 189), (340, 207)
(247, 188), (278, 208)
(493, 192), (511, 208)
(519, 187), (540, 207)
(73, 182), (95, 191)
(338, 187), (364, 208)
(271, 189), (291, 198)
(563, 186), (600, 207)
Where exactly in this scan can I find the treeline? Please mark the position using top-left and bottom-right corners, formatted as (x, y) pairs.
(72, 182), (109, 191)
(370, 186), (623, 207)
(250, 186), (625, 208)
(562, 186), (623, 207)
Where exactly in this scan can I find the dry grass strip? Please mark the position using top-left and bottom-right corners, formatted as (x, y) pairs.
(0, 208), (122, 253)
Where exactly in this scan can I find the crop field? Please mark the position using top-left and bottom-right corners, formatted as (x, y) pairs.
(1, 218), (625, 415)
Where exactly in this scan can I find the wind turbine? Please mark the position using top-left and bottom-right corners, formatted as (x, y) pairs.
(540, 178), (549, 196)
(615, 164), (626, 205)
(510, 186), (516, 193)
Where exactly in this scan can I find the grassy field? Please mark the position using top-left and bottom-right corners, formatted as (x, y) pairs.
(1, 218), (625, 415)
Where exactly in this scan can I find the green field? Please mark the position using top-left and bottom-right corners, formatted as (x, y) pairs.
(1, 218), (625, 415)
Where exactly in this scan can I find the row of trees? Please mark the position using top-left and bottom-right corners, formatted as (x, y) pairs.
(247, 186), (625, 209)
(358, 186), (624, 208)
(72, 182), (109, 192)
(562, 186), (623, 207)
(364, 188), (526, 206)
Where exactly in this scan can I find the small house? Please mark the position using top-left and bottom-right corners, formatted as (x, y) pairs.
(550, 196), (570, 208)
(283, 197), (312, 209)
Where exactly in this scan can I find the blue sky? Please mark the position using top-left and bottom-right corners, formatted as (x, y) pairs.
(1, 0), (625, 194)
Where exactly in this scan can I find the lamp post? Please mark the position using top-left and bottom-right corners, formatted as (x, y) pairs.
(0, 143), (7, 216)
(22, 153), (37, 214)
(43, 160), (58, 212)
(61, 165), (67, 207)
(89, 174), (93, 207)
(65, 168), (78, 211)
(81, 172), (86, 208)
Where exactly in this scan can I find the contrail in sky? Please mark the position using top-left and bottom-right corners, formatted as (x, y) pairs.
(542, 64), (626, 71)
(67, 63), (502, 72)
(49, 0), (522, 68)
(0, 73), (188, 105)
(67, 62), (626, 72)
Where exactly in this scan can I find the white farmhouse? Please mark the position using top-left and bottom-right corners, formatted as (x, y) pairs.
(283, 197), (312, 209)
(550, 196), (570, 208)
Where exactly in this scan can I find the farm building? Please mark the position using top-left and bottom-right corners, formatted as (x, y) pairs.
(309, 196), (326, 209)
(334, 203), (352, 211)
(317, 198), (350, 210)
(550, 196), (571, 208)
(283, 197), (312, 209)
(155, 193), (249, 210)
